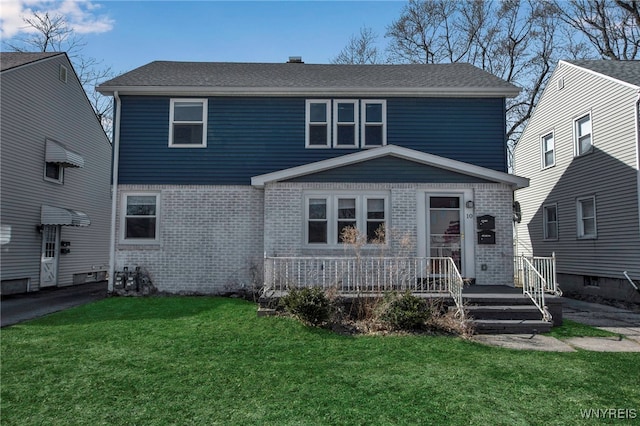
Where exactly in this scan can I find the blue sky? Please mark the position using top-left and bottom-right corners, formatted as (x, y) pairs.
(2, 1), (407, 75)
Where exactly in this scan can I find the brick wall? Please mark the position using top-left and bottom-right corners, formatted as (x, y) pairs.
(473, 184), (515, 285)
(115, 182), (516, 293)
(115, 185), (264, 294)
(264, 182), (515, 285)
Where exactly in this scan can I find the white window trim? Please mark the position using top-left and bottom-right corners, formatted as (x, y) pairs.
(43, 162), (64, 184)
(361, 100), (387, 148)
(120, 192), (161, 244)
(303, 192), (389, 247)
(543, 203), (558, 241)
(540, 131), (555, 169)
(305, 99), (331, 148)
(576, 195), (597, 239)
(333, 100), (359, 148)
(169, 98), (208, 148)
(573, 112), (593, 157)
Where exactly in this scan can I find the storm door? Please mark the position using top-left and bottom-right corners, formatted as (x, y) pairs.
(428, 196), (462, 273)
(40, 225), (59, 288)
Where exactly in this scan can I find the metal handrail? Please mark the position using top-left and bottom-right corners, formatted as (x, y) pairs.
(520, 256), (552, 322)
(514, 253), (561, 295)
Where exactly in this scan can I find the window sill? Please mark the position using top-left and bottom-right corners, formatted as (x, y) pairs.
(303, 243), (389, 251)
(118, 239), (161, 247)
(168, 145), (207, 148)
(574, 149), (594, 158)
(577, 236), (597, 240)
(43, 177), (63, 185)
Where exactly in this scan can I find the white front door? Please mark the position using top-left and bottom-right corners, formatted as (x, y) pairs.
(40, 225), (59, 288)
(428, 195), (463, 272)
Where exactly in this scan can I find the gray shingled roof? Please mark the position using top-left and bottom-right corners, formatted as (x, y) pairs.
(97, 61), (520, 96)
(0, 52), (63, 72)
(565, 60), (640, 87)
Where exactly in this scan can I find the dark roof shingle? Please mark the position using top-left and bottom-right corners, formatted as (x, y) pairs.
(0, 52), (63, 72)
(97, 61), (520, 96)
(565, 60), (640, 87)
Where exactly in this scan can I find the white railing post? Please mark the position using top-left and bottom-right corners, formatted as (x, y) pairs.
(520, 256), (551, 322)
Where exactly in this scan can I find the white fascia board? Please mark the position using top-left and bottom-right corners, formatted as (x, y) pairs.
(561, 60), (640, 91)
(251, 144), (529, 189)
(96, 85), (520, 98)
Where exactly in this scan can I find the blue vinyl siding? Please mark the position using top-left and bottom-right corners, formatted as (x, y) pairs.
(285, 157), (494, 183)
(118, 96), (507, 185)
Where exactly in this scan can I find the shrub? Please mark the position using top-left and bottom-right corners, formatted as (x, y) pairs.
(379, 291), (432, 330)
(280, 287), (331, 326)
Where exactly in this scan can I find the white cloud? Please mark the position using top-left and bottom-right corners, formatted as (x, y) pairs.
(0, 0), (114, 39)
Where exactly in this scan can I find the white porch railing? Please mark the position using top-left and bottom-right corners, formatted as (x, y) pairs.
(264, 256), (465, 317)
(517, 256), (552, 322)
(514, 253), (561, 296)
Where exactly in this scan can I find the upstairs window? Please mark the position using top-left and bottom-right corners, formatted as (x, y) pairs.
(305, 99), (387, 149)
(169, 99), (207, 147)
(577, 196), (596, 239)
(333, 100), (358, 148)
(43, 138), (83, 184)
(574, 113), (592, 156)
(362, 100), (386, 147)
(44, 162), (63, 183)
(541, 132), (555, 168)
(306, 100), (331, 148)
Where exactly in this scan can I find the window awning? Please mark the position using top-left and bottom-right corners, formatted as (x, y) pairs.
(41, 205), (91, 227)
(45, 139), (84, 168)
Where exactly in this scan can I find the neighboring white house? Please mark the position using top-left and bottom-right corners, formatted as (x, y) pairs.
(1, 52), (112, 294)
(514, 60), (640, 302)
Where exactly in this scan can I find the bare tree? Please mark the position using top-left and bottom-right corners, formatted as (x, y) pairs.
(332, 27), (383, 64)
(383, 0), (569, 167)
(553, 0), (640, 60)
(6, 11), (114, 135)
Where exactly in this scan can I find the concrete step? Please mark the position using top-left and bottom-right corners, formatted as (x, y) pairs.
(472, 319), (552, 334)
(466, 305), (543, 321)
(463, 294), (534, 306)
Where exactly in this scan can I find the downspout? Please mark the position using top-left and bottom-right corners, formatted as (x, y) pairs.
(636, 91), (640, 239)
(107, 91), (121, 293)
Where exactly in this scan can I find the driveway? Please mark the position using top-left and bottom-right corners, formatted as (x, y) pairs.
(1, 281), (108, 327)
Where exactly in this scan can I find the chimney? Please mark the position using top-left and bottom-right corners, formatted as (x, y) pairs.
(287, 56), (304, 64)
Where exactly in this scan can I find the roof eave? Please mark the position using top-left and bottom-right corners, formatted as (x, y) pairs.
(96, 85), (521, 98)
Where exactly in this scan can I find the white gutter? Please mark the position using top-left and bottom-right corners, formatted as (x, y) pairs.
(107, 91), (121, 293)
(97, 85), (521, 98)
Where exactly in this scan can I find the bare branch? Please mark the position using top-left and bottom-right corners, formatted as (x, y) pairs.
(332, 27), (382, 64)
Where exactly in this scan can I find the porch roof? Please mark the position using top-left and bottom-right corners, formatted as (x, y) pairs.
(251, 145), (529, 189)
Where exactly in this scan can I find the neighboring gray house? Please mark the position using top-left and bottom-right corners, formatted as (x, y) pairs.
(514, 60), (640, 302)
(1, 52), (112, 294)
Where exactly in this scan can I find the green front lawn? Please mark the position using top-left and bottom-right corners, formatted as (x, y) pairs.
(2, 297), (638, 425)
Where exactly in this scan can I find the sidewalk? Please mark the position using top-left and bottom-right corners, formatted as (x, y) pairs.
(473, 297), (640, 352)
(1, 281), (108, 327)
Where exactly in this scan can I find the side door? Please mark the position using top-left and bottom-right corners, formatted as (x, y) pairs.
(40, 225), (59, 288)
